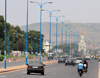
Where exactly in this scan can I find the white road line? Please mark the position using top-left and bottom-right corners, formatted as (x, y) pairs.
(0, 76), (6, 77)
(39, 77), (44, 78)
(22, 71), (26, 73)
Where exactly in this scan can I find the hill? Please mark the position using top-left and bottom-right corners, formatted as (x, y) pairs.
(19, 22), (100, 49)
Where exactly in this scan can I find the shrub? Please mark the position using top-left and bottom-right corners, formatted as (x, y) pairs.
(6, 55), (12, 58)
(0, 55), (4, 61)
(20, 55), (26, 57)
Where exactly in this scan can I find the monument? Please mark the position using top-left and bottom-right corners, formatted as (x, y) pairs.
(78, 32), (86, 56)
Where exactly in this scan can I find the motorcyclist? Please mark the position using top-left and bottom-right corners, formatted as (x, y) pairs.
(83, 60), (88, 68)
(98, 56), (100, 62)
(83, 60), (88, 72)
(78, 61), (83, 74)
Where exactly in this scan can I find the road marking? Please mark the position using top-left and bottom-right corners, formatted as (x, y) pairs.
(22, 71), (26, 73)
(0, 76), (6, 77)
(39, 77), (44, 78)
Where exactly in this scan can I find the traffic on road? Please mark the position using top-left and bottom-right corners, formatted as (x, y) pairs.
(0, 59), (99, 78)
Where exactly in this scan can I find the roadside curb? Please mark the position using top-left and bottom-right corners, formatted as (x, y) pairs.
(0, 60), (57, 74)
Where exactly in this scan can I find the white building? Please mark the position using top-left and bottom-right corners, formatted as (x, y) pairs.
(53, 48), (62, 53)
(43, 41), (53, 54)
(78, 32), (86, 56)
(12, 51), (22, 56)
(12, 51), (29, 56)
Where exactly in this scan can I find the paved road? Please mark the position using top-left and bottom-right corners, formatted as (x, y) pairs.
(0, 58), (52, 68)
(0, 59), (99, 78)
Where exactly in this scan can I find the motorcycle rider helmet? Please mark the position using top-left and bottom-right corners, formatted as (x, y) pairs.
(80, 61), (82, 63)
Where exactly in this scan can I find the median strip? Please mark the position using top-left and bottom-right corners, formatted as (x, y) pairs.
(0, 60), (57, 74)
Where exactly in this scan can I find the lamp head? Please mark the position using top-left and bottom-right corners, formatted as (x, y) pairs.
(30, 1), (34, 3)
(49, 1), (53, 3)
(41, 9), (44, 11)
(67, 20), (70, 21)
(62, 15), (65, 17)
(57, 9), (60, 11)
(71, 23), (73, 25)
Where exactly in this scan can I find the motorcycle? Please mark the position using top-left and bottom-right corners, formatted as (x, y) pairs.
(79, 69), (83, 77)
(83, 64), (87, 73)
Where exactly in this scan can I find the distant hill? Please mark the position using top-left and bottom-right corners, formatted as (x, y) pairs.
(19, 22), (100, 49)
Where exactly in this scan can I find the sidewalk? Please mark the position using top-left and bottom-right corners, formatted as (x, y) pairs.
(0, 56), (47, 63)
(0, 60), (57, 74)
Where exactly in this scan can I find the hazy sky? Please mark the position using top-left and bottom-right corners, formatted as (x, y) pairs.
(0, 0), (100, 26)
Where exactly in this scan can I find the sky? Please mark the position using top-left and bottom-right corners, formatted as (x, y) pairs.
(0, 0), (100, 26)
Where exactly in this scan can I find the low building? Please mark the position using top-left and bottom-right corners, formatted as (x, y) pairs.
(43, 41), (53, 54)
(12, 51), (29, 56)
(12, 51), (22, 56)
(53, 48), (63, 53)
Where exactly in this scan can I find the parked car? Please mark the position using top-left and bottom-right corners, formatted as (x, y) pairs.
(27, 61), (46, 75)
(58, 57), (66, 63)
(65, 58), (75, 66)
(75, 58), (83, 64)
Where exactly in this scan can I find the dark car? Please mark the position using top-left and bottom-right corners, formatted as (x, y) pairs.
(58, 57), (66, 63)
(27, 61), (46, 75)
(65, 58), (75, 66)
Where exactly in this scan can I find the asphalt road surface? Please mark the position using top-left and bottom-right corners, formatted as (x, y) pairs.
(0, 58), (51, 68)
(0, 59), (99, 78)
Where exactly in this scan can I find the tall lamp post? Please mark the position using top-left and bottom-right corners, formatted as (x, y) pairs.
(4, 0), (7, 69)
(63, 22), (70, 56)
(58, 20), (68, 56)
(52, 15), (65, 60)
(25, 0), (29, 65)
(71, 32), (73, 58)
(42, 9), (60, 62)
(68, 28), (71, 58)
(30, 1), (53, 61)
(65, 25), (67, 56)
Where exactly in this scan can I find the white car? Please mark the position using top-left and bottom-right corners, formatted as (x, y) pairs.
(75, 58), (83, 64)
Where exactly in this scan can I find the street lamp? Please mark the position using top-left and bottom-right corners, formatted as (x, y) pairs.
(51, 15), (65, 60)
(42, 9), (60, 62)
(4, 0), (7, 69)
(30, 1), (53, 61)
(58, 20), (69, 56)
(63, 21), (70, 56)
